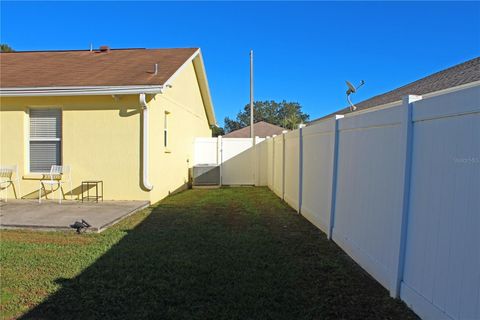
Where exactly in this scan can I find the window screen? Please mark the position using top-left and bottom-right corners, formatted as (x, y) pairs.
(164, 111), (169, 148)
(29, 109), (62, 172)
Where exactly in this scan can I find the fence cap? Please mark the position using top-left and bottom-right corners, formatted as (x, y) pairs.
(402, 95), (423, 104)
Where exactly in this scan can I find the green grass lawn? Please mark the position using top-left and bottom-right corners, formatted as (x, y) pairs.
(0, 187), (417, 319)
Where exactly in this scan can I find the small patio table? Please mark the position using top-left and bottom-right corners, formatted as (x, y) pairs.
(81, 180), (104, 202)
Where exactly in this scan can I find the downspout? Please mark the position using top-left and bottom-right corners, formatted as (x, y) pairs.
(139, 93), (153, 191)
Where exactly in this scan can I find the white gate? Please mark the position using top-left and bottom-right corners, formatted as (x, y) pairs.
(194, 137), (265, 185)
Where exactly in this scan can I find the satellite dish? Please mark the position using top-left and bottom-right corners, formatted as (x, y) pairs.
(345, 80), (365, 111)
(346, 80), (356, 95)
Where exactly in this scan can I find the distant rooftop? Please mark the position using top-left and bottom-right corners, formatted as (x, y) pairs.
(310, 56), (480, 123)
(224, 121), (287, 138)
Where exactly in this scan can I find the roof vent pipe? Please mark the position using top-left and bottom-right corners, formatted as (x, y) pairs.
(154, 63), (158, 75)
(139, 93), (153, 191)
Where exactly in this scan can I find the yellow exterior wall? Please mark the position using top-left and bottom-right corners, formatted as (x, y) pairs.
(147, 61), (212, 203)
(0, 61), (212, 203)
(1, 95), (146, 201)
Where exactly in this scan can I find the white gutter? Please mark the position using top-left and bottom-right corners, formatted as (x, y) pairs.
(139, 93), (153, 191)
(0, 85), (164, 97)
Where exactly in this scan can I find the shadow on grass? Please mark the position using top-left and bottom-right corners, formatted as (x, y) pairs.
(19, 188), (418, 320)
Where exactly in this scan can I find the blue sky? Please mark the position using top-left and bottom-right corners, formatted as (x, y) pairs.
(1, 1), (479, 126)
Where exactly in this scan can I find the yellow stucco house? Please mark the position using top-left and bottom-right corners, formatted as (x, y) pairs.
(0, 47), (216, 203)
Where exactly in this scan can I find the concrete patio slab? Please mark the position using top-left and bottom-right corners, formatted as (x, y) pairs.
(0, 200), (150, 232)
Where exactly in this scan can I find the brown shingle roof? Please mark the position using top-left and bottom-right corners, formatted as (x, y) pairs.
(224, 121), (287, 138)
(310, 56), (480, 123)
(0, 48), (198, 88)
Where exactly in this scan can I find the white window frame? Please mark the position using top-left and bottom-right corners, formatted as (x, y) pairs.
(164, 110), (170, 150)
(28, 107), (63, 173)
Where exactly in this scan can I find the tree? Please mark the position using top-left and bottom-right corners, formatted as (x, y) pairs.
(224, 100), (309, 132)
(211, 126), (225, 137)
(223, 117), (242, 133)
(0, 44), (14, 52)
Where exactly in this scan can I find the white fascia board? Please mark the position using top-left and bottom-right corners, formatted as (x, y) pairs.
(162, 48), (217, 127)
(163, 49), (201, 87)
(0, 85), (164, 97)
(192, 50), (217, 126)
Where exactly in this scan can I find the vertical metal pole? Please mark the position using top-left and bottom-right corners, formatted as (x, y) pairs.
(250, 50), (254, 144)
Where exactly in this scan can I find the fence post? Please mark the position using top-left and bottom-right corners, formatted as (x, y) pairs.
(254, 136), (259, 186)
(328, 115), (343, 240)
(390, 95), (422, 298)
(282, 130), (287, 200)
(272, 135), (276, 190)
(298, 126), (304, 214)
(217, 135), (223, 185)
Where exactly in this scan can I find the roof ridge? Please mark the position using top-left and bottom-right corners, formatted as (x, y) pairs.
(0, 47), (199, 54)
(360, 56), (480, 104)
(309, 56), (480, 123)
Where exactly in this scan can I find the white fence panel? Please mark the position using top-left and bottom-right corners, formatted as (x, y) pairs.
(332, 105), (404, 290)
(194, 137), (266, 186)
(272, 135), (284, 198)
(301, 119), (336, 233)
(221, 138), (255, 185)
(255, 139), (269, 186)
(400, 86), (480, 320)
(194, 137), (219, 165)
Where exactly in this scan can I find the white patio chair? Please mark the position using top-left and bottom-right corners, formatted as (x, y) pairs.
(0, 165), (21, 202)
(39, 165), (72, 204)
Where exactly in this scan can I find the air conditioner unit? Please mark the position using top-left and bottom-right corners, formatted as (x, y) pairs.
(192, 164), (220, 187)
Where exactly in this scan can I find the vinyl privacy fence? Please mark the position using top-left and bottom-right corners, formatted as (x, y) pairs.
(261, 85), (480, 320)
(194, 137), (266, 185)
(193, 84), (479, 320)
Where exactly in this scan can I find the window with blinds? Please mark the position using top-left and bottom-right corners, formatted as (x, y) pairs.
(29, 109), (62, 172)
